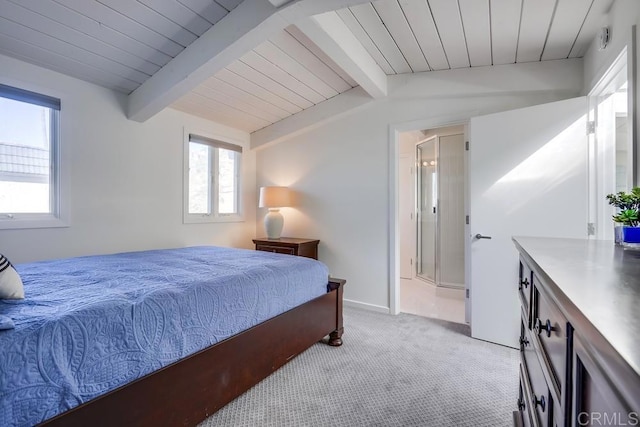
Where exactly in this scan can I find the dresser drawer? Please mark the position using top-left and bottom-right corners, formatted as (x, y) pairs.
(255, 244), (295, 255)
(572, 334), (636, 426)
(520, 318), (536, 389)
(532, 279), (568, 405)
(517, 365), (534, 427)
(519, 257), (533, 325)
(520, 316), (557, 427)
(522, 348), (553, 426)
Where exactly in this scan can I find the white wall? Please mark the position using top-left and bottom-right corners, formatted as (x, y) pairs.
(583, 0), (640, 93)
(0, 54), (257, 263)
(256, 59), (583, 311)
(582, 0), (640, 186)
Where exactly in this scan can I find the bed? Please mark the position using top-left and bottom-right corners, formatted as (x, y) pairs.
(0, 246), (345, 427)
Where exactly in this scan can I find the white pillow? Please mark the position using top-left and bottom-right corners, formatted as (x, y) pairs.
(0, 254), (24, 299)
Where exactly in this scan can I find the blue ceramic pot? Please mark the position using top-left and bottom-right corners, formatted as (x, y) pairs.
(622, 226), (640, 243)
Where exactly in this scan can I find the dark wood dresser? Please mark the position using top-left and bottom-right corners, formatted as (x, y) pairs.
(252, 237), (319, 260)
(512, 237), (640, 427)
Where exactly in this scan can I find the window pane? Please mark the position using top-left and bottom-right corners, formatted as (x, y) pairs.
(188, 142), (210, 214)
(0, 182), (49, 213)
(0, 97), (52, 214)
(218, 148), (238, 214)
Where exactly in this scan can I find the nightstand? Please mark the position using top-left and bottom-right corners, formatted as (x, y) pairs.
(252, 238), (320, 260)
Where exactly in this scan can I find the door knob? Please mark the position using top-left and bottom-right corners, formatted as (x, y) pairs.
(475, 234), (492, 239)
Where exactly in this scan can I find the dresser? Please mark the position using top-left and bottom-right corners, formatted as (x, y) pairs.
(252, 237), (319, 260)
(513, 237), (640, 427)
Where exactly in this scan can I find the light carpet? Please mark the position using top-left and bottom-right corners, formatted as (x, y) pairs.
(199, 307), (519, 427)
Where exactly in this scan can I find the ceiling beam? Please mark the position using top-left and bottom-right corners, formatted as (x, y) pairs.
(294, 12), (387, 99)
(128, 0), (279, 122)
(128, 0), (372, 122)
(251, 86), (374, 149)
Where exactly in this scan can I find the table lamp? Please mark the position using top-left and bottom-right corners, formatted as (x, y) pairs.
(259, 186), (291, 239)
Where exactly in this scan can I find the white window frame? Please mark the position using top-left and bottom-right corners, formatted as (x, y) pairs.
(0, 83), (67, 230)
(183, 130), (243, 224)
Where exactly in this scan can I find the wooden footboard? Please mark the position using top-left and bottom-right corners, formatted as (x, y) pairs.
(39, 278), (346, 427)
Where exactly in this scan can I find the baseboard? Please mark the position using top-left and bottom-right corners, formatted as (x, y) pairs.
(344, 299), (390, 314)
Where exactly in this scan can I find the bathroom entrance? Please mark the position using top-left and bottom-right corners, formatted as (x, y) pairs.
(416, 132), (465, 288)
(398, 124), (466, 323)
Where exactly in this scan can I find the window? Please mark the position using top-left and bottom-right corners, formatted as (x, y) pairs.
(184, 133), (242, 222)
(0, 84), (62, 228)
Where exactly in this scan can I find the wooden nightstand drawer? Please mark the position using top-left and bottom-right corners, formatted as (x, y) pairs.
(252, 238), (320, 260)
(256, 244), (295, 255)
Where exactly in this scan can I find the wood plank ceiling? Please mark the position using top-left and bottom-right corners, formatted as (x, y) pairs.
(0, 0), (614, 133)
(0, 0), (242, 93)
(171, 26), (357, 132)
(339, 0), (611, 74)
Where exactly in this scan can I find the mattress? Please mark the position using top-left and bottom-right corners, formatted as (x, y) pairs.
(0, 246), (329, 426)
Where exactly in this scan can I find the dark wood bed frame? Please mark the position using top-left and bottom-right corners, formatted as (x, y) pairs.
(39, 278), (345, 427)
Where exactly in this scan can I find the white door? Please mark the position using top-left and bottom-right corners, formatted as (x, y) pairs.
(468, 97), (588, 348)
(399, 154), (414, 279)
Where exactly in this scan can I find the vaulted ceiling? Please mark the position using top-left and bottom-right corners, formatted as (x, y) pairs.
(171, 26), (357, 132)
(0, 0), (615, 134)
(0, 0), (244, 93)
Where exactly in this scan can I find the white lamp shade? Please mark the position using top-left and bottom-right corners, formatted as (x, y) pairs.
(259, 186), (291, 208)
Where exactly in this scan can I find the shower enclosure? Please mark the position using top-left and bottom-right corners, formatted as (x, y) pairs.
(416, 133), (465, 289)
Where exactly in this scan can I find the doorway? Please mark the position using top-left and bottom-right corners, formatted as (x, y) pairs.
(588, 47), (633, 240)
(390, 92), (634, 346)
(398, 125), (466, 324)
(416, 133), (466, 288)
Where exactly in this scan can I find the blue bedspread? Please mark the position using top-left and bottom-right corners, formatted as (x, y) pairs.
(0, 246), (329, 426)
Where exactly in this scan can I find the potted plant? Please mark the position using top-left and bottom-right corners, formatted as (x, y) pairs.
(607, 187), (640, 245)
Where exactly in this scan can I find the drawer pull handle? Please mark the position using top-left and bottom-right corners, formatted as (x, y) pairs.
(518, 336), (529, 350)
(535, 318), (555, 337)
(519, 277), (529, 290)
(532, 394), (546, 412)
(517, 398), (526, 411)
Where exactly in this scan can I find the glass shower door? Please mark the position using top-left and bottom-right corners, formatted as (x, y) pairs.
(416, 133), (465, 288)
(416, 137), (437, 282)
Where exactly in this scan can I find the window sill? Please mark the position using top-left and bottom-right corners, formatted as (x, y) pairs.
(183, 214), (244, 224)
(0, 216), (69, 230)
